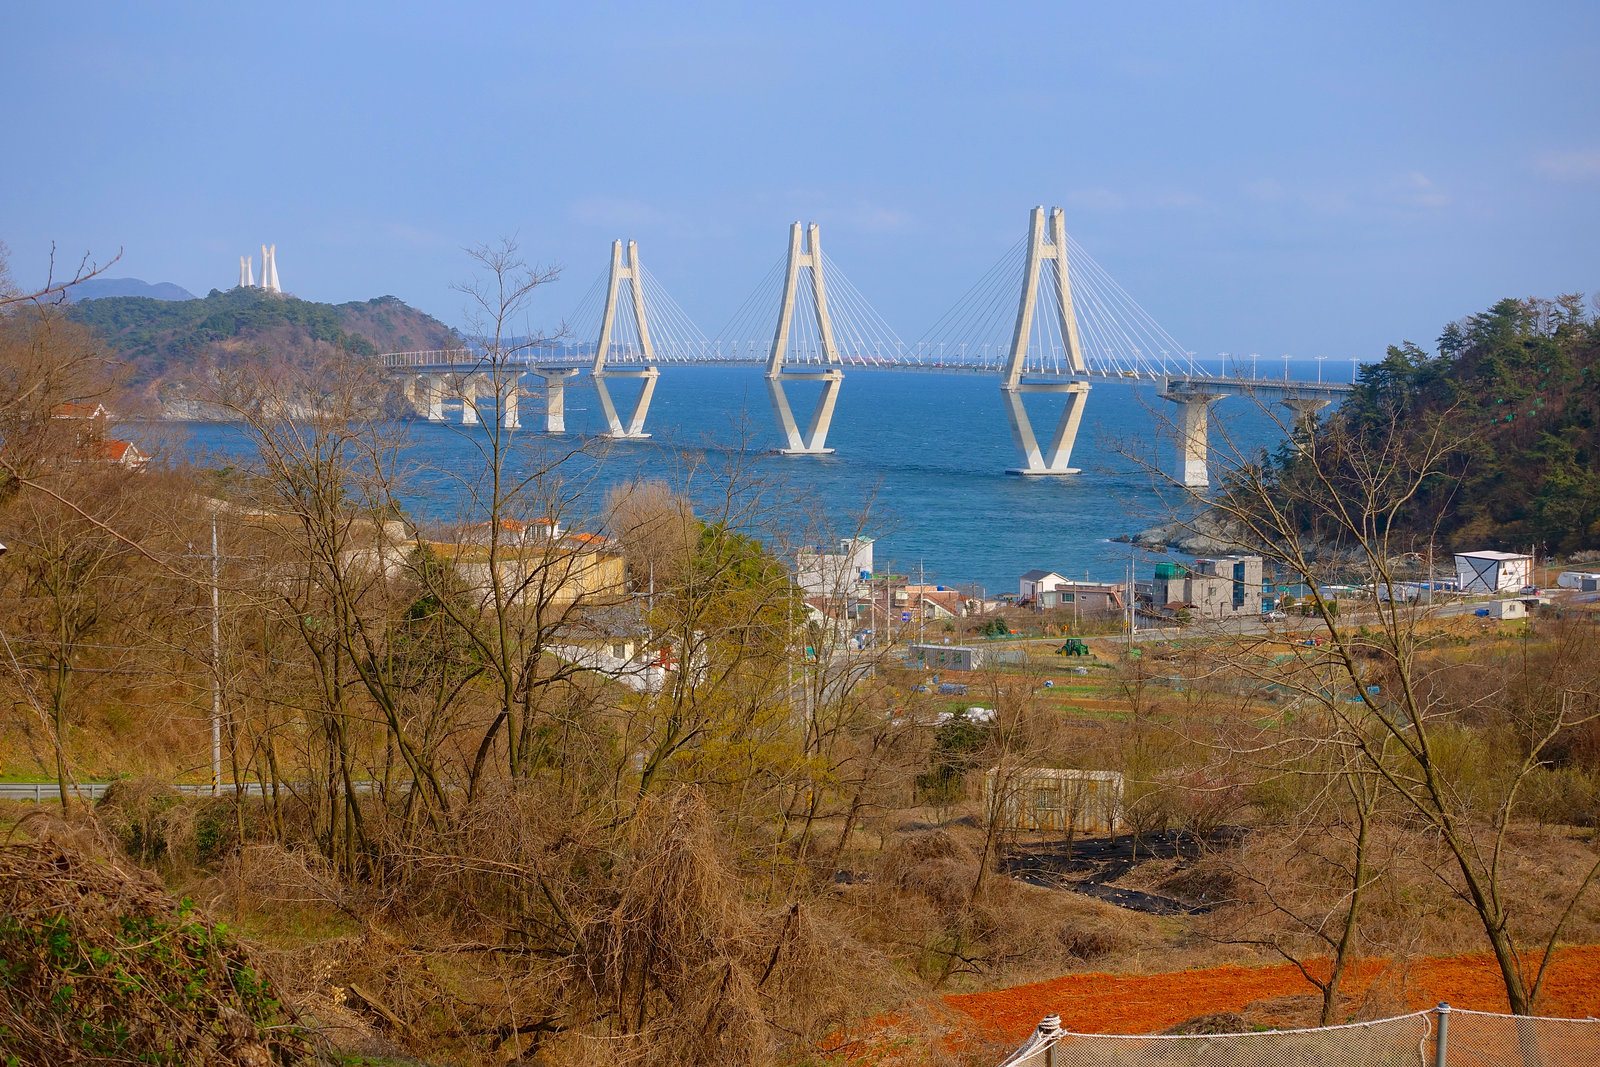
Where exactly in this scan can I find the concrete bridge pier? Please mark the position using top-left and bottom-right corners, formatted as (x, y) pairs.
(1003, 380), (1090, 474)
(765, 222), (845, 456)
(423, 374), (445, 422)
(998, 207), (1091, 475)
(767, 368), (843, 455)
(594, 367), (659, 439)
(533, 369), (579, 433)
(1160, 387), (1227, 488)
(1281, 396), (1331, 448)
(459, 375), (479, 425)
(499, 376), (521, 430)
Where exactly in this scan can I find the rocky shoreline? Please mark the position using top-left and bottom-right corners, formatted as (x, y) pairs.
(1114, 514), (1257, 556)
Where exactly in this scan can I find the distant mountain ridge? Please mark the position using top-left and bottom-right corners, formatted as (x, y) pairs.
(70, 277), (197, 302)
(68, 286), (457, 418)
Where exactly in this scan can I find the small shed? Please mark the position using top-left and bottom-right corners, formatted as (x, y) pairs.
(1487, 599), (1527, 620)
(1455, 551), (1532, 595)
(984, 768), (1123, 833)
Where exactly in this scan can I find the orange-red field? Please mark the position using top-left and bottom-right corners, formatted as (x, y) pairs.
(837, 947), (1600, 1063)
(946, 947), (1600, 1044)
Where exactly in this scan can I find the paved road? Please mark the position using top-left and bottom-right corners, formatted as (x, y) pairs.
(0, 780), (378, 802)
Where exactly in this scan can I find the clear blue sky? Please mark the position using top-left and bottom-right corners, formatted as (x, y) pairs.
(4, 1), (1597, 361)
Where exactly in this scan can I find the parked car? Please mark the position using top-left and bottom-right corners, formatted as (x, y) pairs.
(1264, 610), (1288, 622)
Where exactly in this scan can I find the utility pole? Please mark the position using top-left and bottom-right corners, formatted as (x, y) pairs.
(210, 513), (222, 797)
(916, 558), (927, 646)
(1125, 543), (1137, 645)
(883, 574), (893, 650)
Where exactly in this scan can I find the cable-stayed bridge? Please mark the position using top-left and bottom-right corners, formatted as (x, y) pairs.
(381, 207), (1353, 486)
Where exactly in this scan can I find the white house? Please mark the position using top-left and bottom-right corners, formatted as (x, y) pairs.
(1019, 569), (1069, 599)
(1455, 551), (1533, 595)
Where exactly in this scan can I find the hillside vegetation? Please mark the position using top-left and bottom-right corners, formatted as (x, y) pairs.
(69, 286), (455, 414)
(1269, 294), (1599, 554)
(7, 249), (1600, 1062)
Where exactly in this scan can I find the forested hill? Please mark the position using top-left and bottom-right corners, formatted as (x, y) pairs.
(69, 286), (456, 415)
(1288, 295), (1599, 554)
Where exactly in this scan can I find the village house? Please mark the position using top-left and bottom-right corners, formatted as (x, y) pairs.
(1018, 569), (1125, 612)
(1149, 555), (1264, 618)
(457, 517), (566, 545)
(51, 402), (148, 472)
(796, 537), (874, 598)
(97, 439), (150, 471)
(431, 534), (625, 609)
(1018, 569), (1069, 599)
(227, 504), (625, 609)
(546, 606), (673, 693)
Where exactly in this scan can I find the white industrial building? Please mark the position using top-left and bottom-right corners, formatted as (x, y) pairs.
(1557, 571), (1600, 592)
(908, 643), (1025, 672)
(1454, 551), (1533, 595)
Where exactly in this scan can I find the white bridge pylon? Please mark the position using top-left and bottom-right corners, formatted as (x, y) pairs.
(766, 222), (843, 455)
(382, 207), (1356, 475)
(1002, 206), (1090, 475)
(591, 239), (659, 439)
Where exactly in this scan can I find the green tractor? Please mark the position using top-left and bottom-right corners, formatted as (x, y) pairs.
(1056, 638), (1090, 657)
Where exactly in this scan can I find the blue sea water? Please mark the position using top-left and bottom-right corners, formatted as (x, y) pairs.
(169, 364), (1334, 595)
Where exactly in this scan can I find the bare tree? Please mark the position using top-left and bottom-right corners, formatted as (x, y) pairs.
(1137, 392), (1600, 1014)
(0, 240), (121, 313)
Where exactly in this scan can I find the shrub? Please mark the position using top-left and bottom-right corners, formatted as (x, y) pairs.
(95, 778), (188, 864)
(1055, 920), (1126, 961)
(1521, 766), (1599, 828)
(878, 830), (976, 915)
(0, 831), (311, 1065)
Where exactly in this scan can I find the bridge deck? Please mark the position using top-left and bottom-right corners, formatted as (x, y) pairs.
(380, 351), (1354, 395)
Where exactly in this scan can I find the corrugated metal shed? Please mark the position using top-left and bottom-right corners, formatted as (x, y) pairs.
(984, 768), (1123, 833)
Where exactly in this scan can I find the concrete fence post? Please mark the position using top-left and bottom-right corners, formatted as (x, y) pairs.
(1435, 1002), (1451, 1067)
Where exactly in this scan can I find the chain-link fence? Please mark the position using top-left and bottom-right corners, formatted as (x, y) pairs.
(996, 1005), (1600, 1067)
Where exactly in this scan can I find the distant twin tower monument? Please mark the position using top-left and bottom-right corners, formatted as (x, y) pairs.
(237, 244), (282, 293)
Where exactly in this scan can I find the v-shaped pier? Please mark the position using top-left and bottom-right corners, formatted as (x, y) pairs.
(591, 239), (660, 439)
(1001, 206), (1091, 475)
(766, 222), (843, 455)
